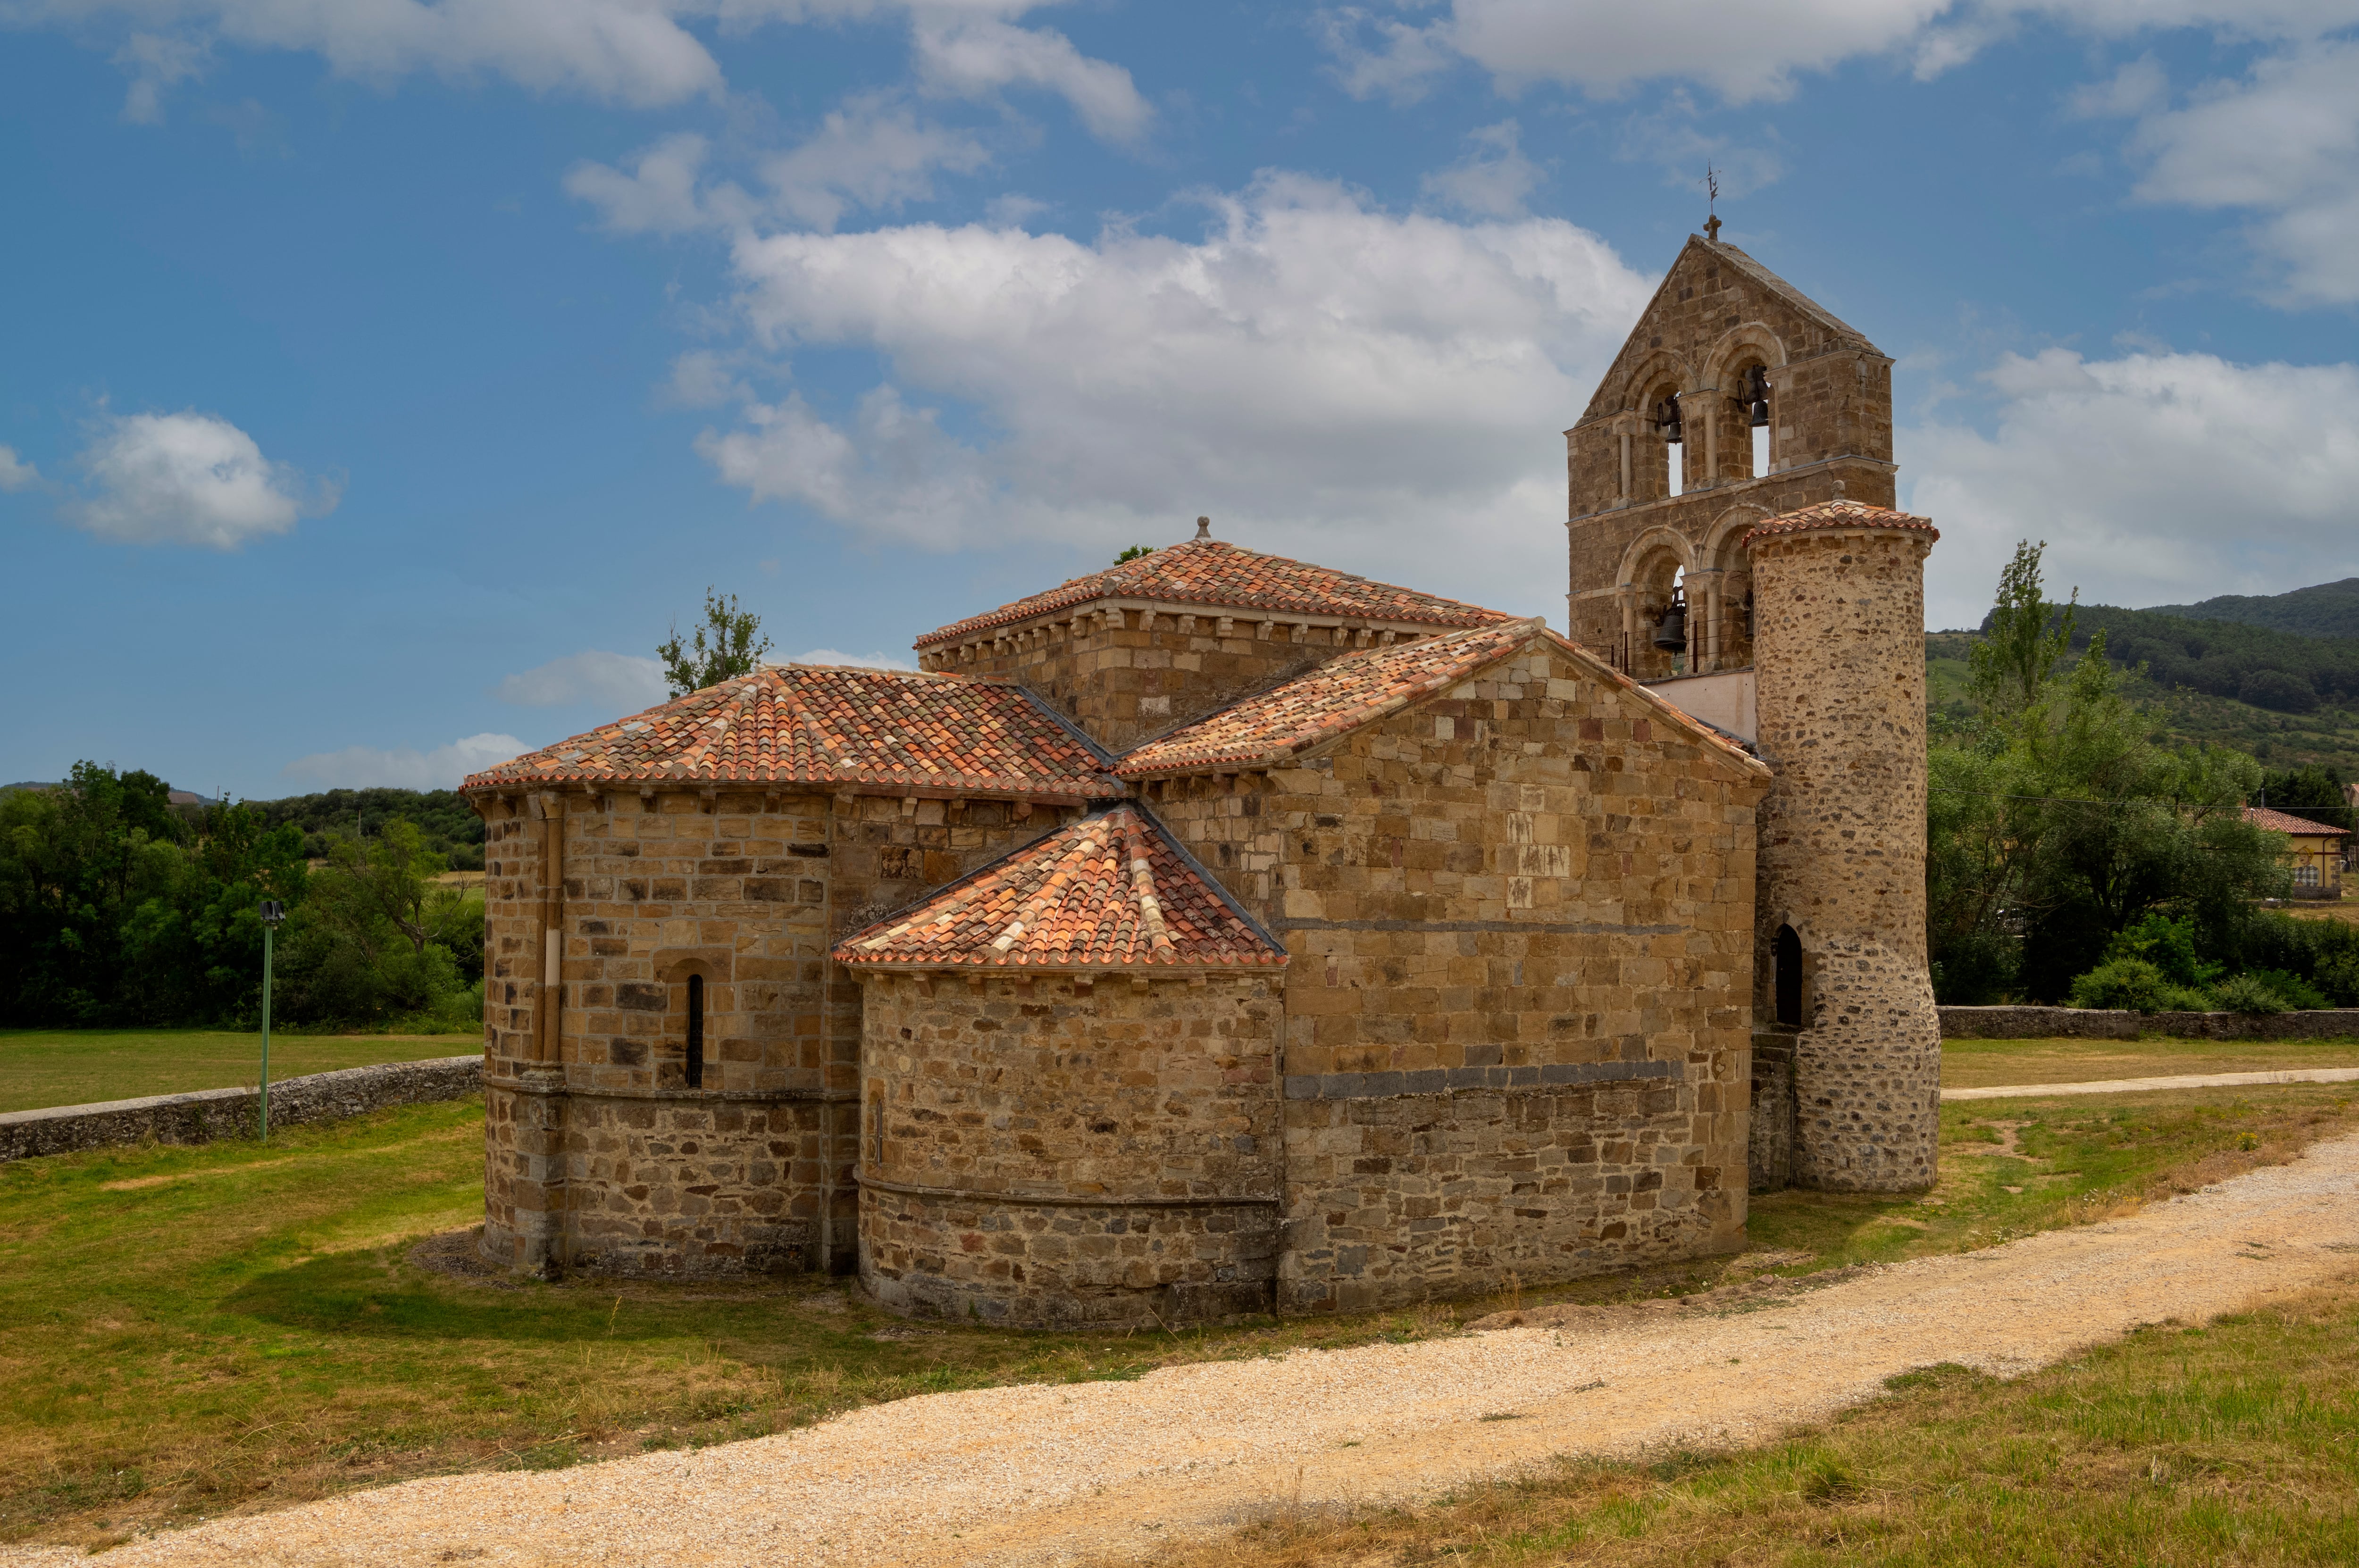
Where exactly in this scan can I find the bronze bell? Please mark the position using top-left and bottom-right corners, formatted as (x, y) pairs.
(1746, 365), (1771, 428)
(1651, 592), (1688, 652)
(1656, 395), (1682, 444)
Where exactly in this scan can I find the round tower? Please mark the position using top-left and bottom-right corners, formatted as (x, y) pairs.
(1745, 498), (1941, 1192)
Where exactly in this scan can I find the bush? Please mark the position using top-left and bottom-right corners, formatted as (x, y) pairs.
(2100, 913), (2217, 989)
(2069, 958), (2174, 1011)
(2319, 954), (2359, 1007)
(2210, 974), (2290, 1015)
(2248, 967), (2333, 1010)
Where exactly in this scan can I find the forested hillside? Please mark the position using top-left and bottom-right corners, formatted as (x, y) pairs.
(2148, 577), (2359, 639)
(250, 788), (485, 870)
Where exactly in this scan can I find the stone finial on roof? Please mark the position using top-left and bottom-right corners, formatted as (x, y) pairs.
(1195, 516), (1211, 540)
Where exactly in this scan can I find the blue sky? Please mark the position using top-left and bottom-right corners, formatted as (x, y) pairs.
(4, 0), (2357, 799)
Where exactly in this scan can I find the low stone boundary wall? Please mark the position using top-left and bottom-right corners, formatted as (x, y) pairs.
(1939, 1007), (2359, 1041)
(0, 1055), (482, 1162)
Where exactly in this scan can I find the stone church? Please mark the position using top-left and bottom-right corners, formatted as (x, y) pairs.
(462, 232), (1942, 1326)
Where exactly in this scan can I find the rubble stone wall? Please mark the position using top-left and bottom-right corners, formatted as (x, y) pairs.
(1749, 524), (1941, 1193)
(0, 1056), (479, 1163)
(1148, 639), (1765, 1312)
(854, 969), (1283, 1326)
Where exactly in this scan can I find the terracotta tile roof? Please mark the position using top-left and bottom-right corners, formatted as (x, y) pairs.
(1116, 617), (1768, 783)
(915, 538), (1511, 648)
(461, 664), (1126, 798)
(1119, 619), (1543, 776)
(833, 805), (1286, 970)
(1742, 498), (1939, 546)
(2246, 805), (2350, 837)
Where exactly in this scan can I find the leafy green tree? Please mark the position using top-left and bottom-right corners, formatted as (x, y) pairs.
(1115, 545), (1155, 563)
(286, 820), (480, 1018)
(657, 587), (772, 698)
(1968, 538), (2076, 718)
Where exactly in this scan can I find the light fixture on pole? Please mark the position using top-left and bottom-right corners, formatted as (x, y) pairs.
(258, 900), (286, 1141)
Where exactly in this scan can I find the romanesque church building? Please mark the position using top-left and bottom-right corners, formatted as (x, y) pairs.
(463, 234), (1944, 1326)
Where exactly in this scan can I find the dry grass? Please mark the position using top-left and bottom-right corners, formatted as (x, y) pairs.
(1940, 1034), (2359, 1090)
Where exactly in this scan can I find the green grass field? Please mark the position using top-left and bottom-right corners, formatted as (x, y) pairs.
(1941, 1034), (2359, 1089)
(0, 1030), (477, 1115)
(4, 1065), (2355, 1552)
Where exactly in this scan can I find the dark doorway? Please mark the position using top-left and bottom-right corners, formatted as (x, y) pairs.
(1773, 925), (1803, 1028)
(686, 972), (704, 1088)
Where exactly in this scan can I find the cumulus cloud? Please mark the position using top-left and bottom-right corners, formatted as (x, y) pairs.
(0, 445), (38, 491)
(692, 172), (1651, 614)
(2105, 40), (2359, 306)
(792, 646), (917, 669)
(567, 98), (990, 237)
(1318, 0), (2359, 105)
(112, 31), (209, 122)
(910, 15), (1150, 141)
(283, 732), (526, 790)
(70, 410), (336, 548)
(1907, 347), (2359, 627)
(494, 650), (669, 709)
(1419, 120), (1542, 217)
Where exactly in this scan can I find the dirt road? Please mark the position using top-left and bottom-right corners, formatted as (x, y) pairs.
(15, 1134), (2359, 1568)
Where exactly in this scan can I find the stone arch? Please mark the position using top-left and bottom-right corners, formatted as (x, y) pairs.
(1612, 349), (1694, 504)
(1703, 323), (1788, 482)
(1703, 504), (1774, 573)
(1700, 321), (1789, 386)
(1614, 525), (1694, 680)
(1612, 346), (1696, 411)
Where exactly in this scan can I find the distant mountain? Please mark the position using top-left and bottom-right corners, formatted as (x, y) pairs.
(2147, 578), (2359, 639)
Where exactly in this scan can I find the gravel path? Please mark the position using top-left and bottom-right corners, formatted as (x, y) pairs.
(14, 1134), (2359, 1568)
(1945, 1066), (2359, 1101)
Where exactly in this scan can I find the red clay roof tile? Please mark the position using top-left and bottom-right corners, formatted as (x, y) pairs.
(833, 805), (1286, 970)
(1742, 498), (1940, 545)
(915, 538), (1511, 648)
(2245, 805), (2350, 837)
(461, 664), (1126, 798)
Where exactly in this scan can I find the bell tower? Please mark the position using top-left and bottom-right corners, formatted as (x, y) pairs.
(1564, 234), (1894, 682)
(1568, 234), (1938, 1196)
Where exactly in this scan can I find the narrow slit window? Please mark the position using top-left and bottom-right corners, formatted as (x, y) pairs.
(1774, 925), (1803, 1028)
(686, 972), (704, 1088)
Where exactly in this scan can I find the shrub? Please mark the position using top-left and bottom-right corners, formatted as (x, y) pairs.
(2069, 958), (2173, 1011)
(2211, 974), (2290, 1015)
(2248, 967), (2333, 1010)
(2100, 913), (2217, 989)
(2319, 954), (2359, 1007)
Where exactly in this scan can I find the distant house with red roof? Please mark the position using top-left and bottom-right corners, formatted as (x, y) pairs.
(2245, 804), (2349, 898)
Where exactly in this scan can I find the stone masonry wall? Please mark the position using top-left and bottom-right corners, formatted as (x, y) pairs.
(1564, 240), (1897, 682)
(856, 970), (1283, 1326)
(1750, 525), (1941, 1193)
(474, 787), (1083, 1276)
(1146, 640), (1765, 1312)
(0, 1056), (479, 1163)
(921, 615), (1333, 755)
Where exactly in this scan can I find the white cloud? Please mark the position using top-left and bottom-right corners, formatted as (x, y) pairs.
(1318, 1), (2359, 105)
(910, 16), (1150, 141)
(40, 0), (722, 113)
(1420, 119), (1542, 217)
(792, 646), (917, 669)
(112, 31), (209, 122)
(0, 445), (38, 491)
(693, 172), (1652, 615)
(70, 410), (335, 548)
(1907, 347), (2359, 627)
(283, 732), (527, 791)
(2109, 40), (2359, 306)
(567, 98), (990, 237)
(494, 650), (669, 709)
(660, 349), (751, 408)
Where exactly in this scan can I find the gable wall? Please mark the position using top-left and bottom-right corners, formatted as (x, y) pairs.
(1144, 645), (1765, 1311)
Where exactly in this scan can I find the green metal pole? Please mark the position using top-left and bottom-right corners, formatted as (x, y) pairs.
(260, 922), (274, 1143)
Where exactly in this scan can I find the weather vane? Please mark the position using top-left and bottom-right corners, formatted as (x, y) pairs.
(1705, 165), (1722, 242)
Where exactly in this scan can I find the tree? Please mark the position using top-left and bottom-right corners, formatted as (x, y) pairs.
(1969, 538), (2077, 718)
(1115, 545), (1154, 563)
(657, 587), (772, 698)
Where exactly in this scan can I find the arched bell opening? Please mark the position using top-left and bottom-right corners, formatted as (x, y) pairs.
(1637, 378), (1685, 502)
(1625, 546), (1690, 682)
(1731, 359), (1774, 479)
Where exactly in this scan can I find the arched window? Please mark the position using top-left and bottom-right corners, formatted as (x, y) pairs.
(1773, 925), (1803, 1028)
(1740, 363), (1773, 478)
(685, 972), (704, 1088)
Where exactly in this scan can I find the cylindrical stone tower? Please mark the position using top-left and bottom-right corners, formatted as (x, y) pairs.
(1745, 499), (1941, 1193)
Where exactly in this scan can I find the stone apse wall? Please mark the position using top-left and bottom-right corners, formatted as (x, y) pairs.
(854, 969), (1284, 1327)
(1145, 640), (1768, 1312)
(477, 787), (1084, 1276)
